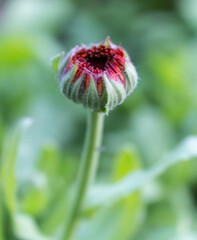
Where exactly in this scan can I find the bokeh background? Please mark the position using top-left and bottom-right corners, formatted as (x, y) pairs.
(0, 0), (197, 239)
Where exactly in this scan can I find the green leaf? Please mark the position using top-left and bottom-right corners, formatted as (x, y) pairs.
(86, 136), (197, 209)
(0, 203), (3, 240)
(111, 146), (141, 181)
(37, 143), (76, 235)
(0, 118), (33, 212)
(76, 146), (144, 240)
(19, 172), (48, 216)
(14, 213), (53, 240)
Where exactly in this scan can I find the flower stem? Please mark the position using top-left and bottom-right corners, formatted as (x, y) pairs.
(62, 111), (105, 240)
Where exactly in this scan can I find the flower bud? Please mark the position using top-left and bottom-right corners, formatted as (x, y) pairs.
(51, 37), (138, 113)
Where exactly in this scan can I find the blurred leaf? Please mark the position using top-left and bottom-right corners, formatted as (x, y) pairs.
(179, 0), (197, 31)
(86, 136), (197, 209)
(111, 146), (141, 181)
(0, 118), (33, 212)
(0, 117), (4, 150)
(19, 171), (49, 216)
(37, 142), (76, 235)
(130, 107), (174, 165)
(0, 202), (3, 240)
(162, 158), (197, 187)
(14, 213), (52, 240)
(38, 142), (61, 185)
(145, 46), (193, 124)
(0, 36), (35, 69)
(134, 194), (197, 240)
(77, 146), (144, 240)
(2, 0), (71, 34)
(41, 192), (69, 235)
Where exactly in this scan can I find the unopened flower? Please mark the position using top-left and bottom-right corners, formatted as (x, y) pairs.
(51, 37), (138, 113)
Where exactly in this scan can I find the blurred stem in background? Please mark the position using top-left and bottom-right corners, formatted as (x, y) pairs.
(0, 185), (15, 240)
(62, 111), (104, 240)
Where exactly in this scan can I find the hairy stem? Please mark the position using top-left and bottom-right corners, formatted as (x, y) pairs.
(62, 111), (104, 240)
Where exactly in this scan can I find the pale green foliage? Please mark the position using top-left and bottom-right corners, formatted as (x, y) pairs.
(1, 118), (32, 212)
(75, 147), (144, 240)
(86, 137), (197, 208)
(14, 213), (52, 240)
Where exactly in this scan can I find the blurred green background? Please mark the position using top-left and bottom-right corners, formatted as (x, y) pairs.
(0, 0), (197, 239)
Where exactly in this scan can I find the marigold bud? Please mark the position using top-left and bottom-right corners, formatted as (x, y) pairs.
(51, 37), (138, 113)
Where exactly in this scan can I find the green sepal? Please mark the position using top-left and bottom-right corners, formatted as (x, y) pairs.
(101, 74), (126, 113)
(101, 74), (116, 113)
(124, 61), (138, 95)
(60, 63), (78, 96)
(110, 79), (126, 105)
(82, 77), (99, 111)
(102, 36), (111, 47)
(70, 76), (84, 103)
(99, 89), (108, 113)
(50, 52), (65, 72)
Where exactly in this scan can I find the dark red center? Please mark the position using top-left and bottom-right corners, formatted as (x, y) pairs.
(71, 45), (124, 75)
(67, 44), (126, 95)
(86, 55), (108, 70)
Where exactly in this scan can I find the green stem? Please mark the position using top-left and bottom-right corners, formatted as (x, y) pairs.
(62, 111), (105, 240)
